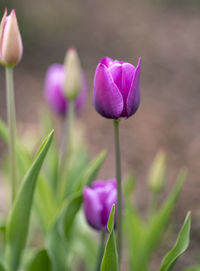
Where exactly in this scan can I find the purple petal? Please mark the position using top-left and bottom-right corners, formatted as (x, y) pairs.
(44, 64), (67, 116)
(106, 189), (117, 227)
(108, 63), (123, 93)
(83, 187), (102, 230)
(92, 180), (106, 188)
(120, 63), (136, 117)
(93, 63), (124, 119)
(107, 179), (117, 188)
(75, 73), (88, 112)
(126, 57), (141, 117)
(100, 57), (114, 67)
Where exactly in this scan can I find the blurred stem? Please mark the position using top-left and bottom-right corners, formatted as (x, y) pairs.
(95, 231), (105, 271)
(149, 191), (159, 218)
(5, 67), (17, 204)
(58, 100), (74, 198)
(113, 119), (122, 264)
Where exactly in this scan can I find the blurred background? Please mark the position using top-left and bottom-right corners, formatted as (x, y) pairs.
(0, 0), (200, 269)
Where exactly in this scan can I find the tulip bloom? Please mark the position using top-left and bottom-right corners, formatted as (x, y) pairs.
(93, 57), (141, 119)
(0, 9), (23, 67)
(83, 179), (117, 231)
(44, 64), (87, 116)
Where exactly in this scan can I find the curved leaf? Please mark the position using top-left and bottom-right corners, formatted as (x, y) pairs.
(27, 249), (51, 271)
(158, 212), (191, 271)
(101, 205), (119, 271)
(6, 131), (54, 271)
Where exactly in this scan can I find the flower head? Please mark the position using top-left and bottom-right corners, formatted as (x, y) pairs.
(93, 57), (141, 119)
(83, 179), (117, 231)
(0, 9), (23, 67)
(44, 64), (87, 116)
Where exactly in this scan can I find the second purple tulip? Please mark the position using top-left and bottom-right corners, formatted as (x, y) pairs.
(44, 64), (87, 117)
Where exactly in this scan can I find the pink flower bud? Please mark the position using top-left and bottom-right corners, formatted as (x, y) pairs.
(0, 9), (23, 67)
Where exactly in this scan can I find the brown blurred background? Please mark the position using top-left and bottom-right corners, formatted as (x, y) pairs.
(0, 0), (200, 269)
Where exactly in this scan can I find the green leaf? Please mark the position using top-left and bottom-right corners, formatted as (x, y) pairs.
(34, 175), (58, 232)
(158, 212), (191, 271)
(0, 118), (57, 232)
(0, 262), (5, 271)
(47, 221), (69, 271)
(124, 207), (146, 271)
(6, 130), (54, 271)
(124, 174), (136, 198)
(61, 192), (83, 240)
(74, 150), (106, 192)
(107, 205), (115, 232)
(125, 170), (186, 271)
(27, 249), (51, 271)
(101, 205), (119, 271)
(0, 118), (31, 180)
(146, 170), (186, 253)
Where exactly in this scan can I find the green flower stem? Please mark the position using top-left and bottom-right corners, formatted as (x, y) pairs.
(95, 231), (105, 271)
(113, 119), (122, 263)
(149, 191), (159, 218)
(58, 100), (74, 198)
(5, 67), (17, 204)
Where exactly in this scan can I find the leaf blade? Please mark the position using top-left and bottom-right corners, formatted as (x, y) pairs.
(158, 212), (191, 271)
(6, 131), (54, 271)
(101, 205), (119, 271)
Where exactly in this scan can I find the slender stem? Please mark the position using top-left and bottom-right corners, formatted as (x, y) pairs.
(58, 100), (74, 198)
(113, 119), (122, 263)
(95, 231), (105, 271)
(149, 191), (159, 218)
(5, 67), (17, 204)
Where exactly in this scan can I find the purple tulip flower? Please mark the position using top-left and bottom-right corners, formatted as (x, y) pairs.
(83, 179), (117, 231)
(44, 64), (87, 116)
(93, 57), (141, 119)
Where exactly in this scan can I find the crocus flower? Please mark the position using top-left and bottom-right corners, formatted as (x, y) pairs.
(44, 64), (87, 116)
(93, 57), (141, 119)
(83, 179), (117, 231)
(0, 9), (23, 67)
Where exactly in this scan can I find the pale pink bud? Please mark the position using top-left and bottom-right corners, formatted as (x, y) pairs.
(0, 9), (23, 67)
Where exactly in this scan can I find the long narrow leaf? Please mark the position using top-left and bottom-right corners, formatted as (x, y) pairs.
(101, 205), (119, 271)
(6, 130), (54, 271)
(74, 150), (106, 192)
(158, 212), (191, 271)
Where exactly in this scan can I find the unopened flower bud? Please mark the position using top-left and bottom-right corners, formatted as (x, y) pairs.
(63, 47), (82, 100)
(148, 150), (167, 193)
(44, 64), (87, 116)
(93, 57), (141, 119)
(83, 179), (117, 231)
(0, 9), (23, 67)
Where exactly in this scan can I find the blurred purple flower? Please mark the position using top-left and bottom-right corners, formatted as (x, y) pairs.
(44, 64), (87, 116)
(93, 57), (141, 119)
(83, 179), (117, 231)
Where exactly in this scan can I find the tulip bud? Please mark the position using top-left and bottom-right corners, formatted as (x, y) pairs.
(0, 9), (23, 67)
(44, 64), (87, 116)
(93, 57), (141, 119)
(83, 179), (117, 231)
(148, 150), (167, 193)
(63, 47), (82, 100)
